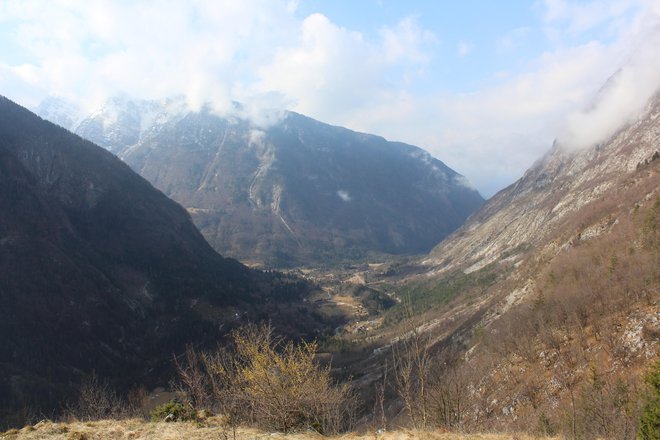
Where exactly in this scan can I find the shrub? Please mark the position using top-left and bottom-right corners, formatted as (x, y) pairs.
(536, 412), (556, 437)
(238, 324), (356, 433)
(575, 368), (638, 440)
(173, 323), (356, 434)
(149, 399), (193, 422)
(638, 360), (660, 440)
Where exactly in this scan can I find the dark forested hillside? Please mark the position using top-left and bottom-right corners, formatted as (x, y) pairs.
(0, 97), (315, 424)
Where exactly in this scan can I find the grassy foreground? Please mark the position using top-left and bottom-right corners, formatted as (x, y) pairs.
(0, 419), (555, 440)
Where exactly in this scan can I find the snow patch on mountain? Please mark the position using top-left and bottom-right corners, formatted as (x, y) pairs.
(35, 96), (85, 131)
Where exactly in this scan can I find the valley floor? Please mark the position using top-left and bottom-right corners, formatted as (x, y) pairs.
(1, 419), (555, 440)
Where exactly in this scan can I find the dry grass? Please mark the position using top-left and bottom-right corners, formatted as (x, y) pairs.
(0, 419), (555, 440)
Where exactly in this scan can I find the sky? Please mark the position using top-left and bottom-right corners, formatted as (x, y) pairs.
(1, 0), (660, 197)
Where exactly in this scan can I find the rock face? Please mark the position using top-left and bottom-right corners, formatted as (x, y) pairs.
(39, 97), (484, 266)
(0, 97), (310, 418)
(424, 94), (660, 274)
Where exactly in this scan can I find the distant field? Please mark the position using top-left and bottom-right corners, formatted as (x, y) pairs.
(1, 419), (555, 439)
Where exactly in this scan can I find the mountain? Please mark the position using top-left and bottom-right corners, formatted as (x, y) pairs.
(38, 97), (484, 266)
(374, 93), (659, 434)
(0, 97), (316, 423)
(423, 94), (660, 274)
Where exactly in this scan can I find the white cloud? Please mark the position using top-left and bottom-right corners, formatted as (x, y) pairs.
(339, 2), (660, 196)
(0, 1), (437, 129)
(251, 13), (436, 122)
(560, 8), (660, 149)
(1, 0), (659, 198)
(542, 0), (641, 32)
(0, 0), (300, 112)
(324, 40), (620, 196)
(379, 16), (437, 64)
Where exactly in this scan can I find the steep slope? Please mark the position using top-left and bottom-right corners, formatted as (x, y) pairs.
(0, 97), (313, 423)
(424, 94), (660, 274)
(39, 97), (483, 266)
(368, 94), (660, 434)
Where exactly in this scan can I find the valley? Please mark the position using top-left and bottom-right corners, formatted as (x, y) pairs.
(4, 2), (660, 439)
(1, 60), (659, 440)
(250, 93), (660, 436)
(2, 89), (658, 438)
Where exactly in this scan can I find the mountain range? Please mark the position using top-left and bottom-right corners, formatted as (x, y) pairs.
(37, 96), (484, 266)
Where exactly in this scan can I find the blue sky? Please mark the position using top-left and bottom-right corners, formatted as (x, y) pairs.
(296, 0), (545, 92)
(1, 0), (659, 196)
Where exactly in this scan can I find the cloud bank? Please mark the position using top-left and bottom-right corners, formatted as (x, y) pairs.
(560, 7), (660, 149)
(0, 1), (434, 116)
(1, 0), (659, 196)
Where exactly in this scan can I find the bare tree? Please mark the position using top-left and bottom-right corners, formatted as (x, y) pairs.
(429, 362), (471, 431)
(231, 323), (355, 433)
(391, 301), (432, 430)
(556, 346), (581, 439)
(173, 345), (209, 411)
(71, 372), (122, 421)
(371, 362), (388, 432)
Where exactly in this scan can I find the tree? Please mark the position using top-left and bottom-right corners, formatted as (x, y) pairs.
(638, 360), (660, 440)
(391, 301), (432, 430)
(174, 323), (355, 434)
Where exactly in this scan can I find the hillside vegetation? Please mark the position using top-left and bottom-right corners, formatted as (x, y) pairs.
(0, 96), (327, 427)
(308, 97), (660, 438)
